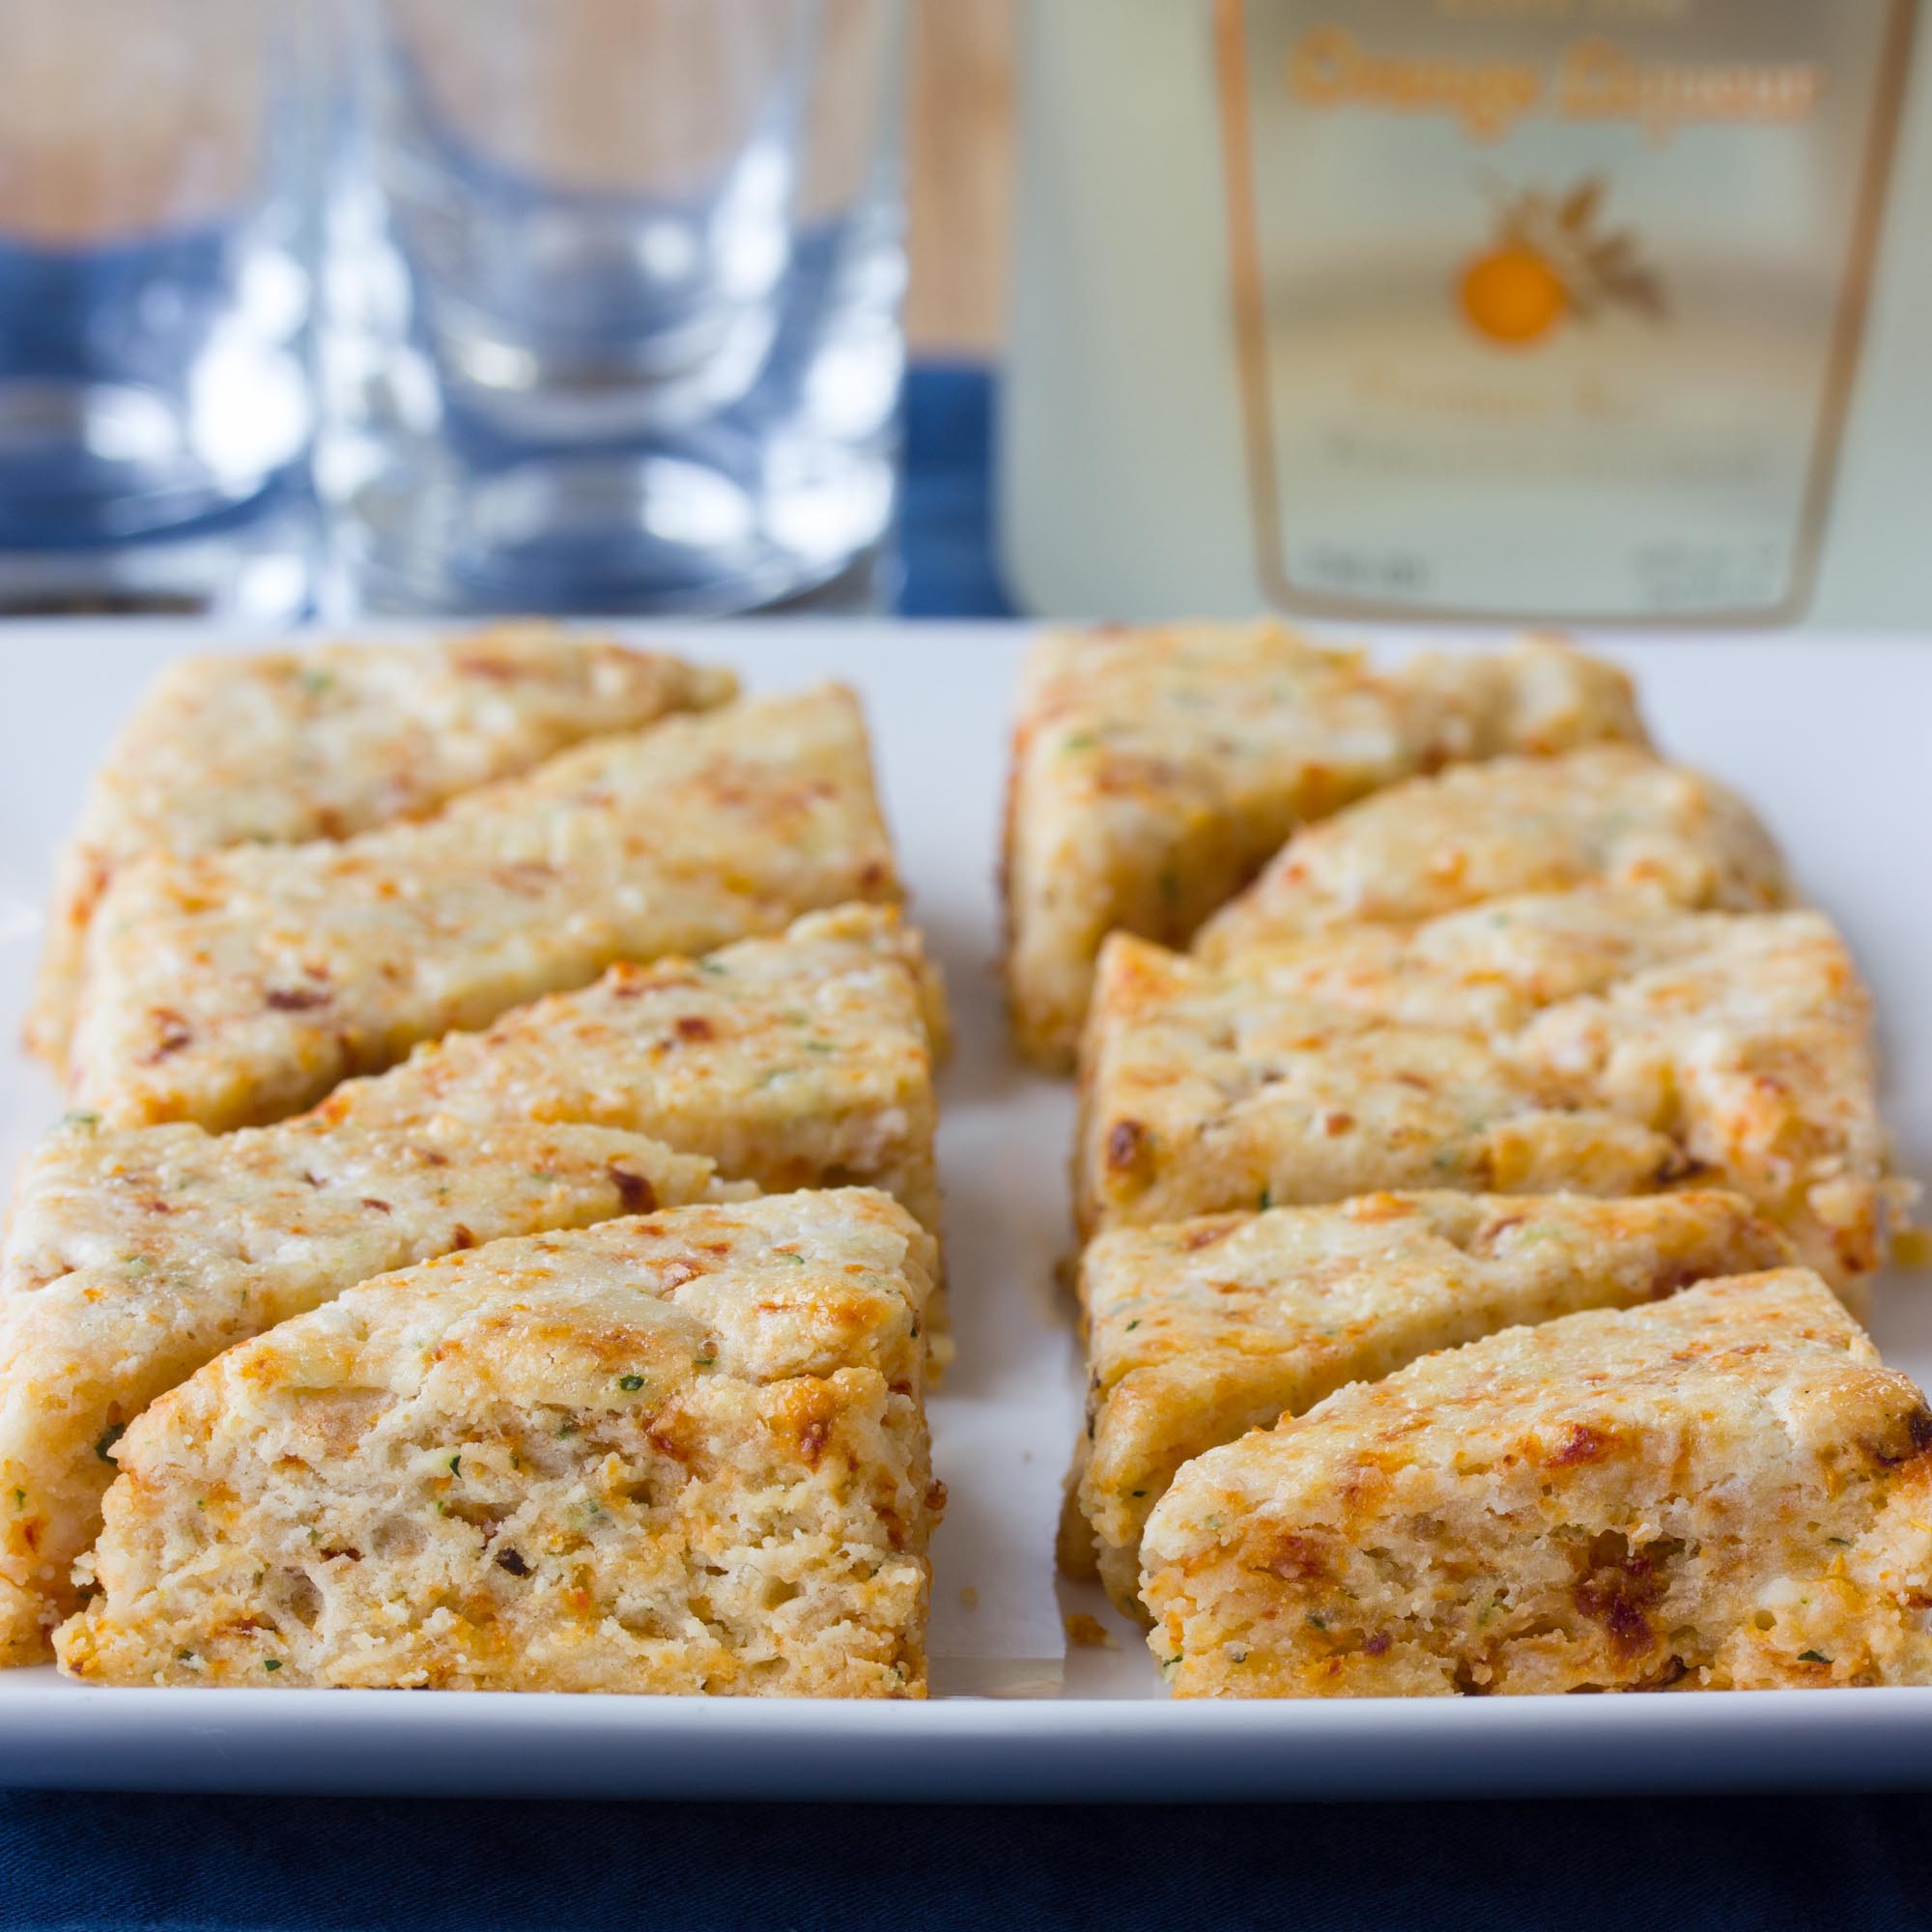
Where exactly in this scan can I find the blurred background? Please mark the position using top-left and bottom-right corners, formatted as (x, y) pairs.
(4, 0), (1929, 630)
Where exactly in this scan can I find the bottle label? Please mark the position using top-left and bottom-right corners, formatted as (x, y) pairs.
(1215, 0), (1918, 622)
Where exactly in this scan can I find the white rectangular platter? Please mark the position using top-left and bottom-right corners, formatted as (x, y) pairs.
(0, 620), (1928, 1801)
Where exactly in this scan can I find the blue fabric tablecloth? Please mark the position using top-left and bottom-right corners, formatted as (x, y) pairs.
(5, 368), (1929, 1932)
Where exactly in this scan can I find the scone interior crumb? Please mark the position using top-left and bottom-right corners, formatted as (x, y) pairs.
(1142, 1272), (1932, 1697)
(56, 1193), (940, 1697)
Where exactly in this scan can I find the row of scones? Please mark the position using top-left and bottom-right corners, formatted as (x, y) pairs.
(1009, 621), (1929, 1696)
(4, 627), (946, 1694)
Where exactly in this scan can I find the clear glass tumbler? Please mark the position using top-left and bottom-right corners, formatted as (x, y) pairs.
(0, 0), (320, 615)
(323, 0), (908, 615)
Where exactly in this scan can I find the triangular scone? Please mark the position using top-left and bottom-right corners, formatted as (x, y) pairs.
(322, 903), (945, 1234)
(29, 624), (736, 1067)
(1143, 1271), (1932, 1696)
(1196, 748), (1786, 963)
(1002, 622), (1645, 1068)
(58, 1192), (941, 1697)
(1065, 1190), (1791, 1616)
(1077, 892), (1891, 1299)
(68, 685), (899, 1130)
(0, 1117), (731, 1663)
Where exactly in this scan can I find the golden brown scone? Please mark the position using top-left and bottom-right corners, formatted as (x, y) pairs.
(1002, 622), (1645, 1069)
(0, 1114), (731, 1664)
(58, 1192), (941, 1696)
(1196, 748), (1786, 963)
(1068, 1190), (1791, 1617)
(67, 686), (899, 1131)
(1143, 1271), (1932, 1696)
(28, 624), (736, 1067)
(1075, 890), (1893, 1299)
(320, 903), (945, 1235)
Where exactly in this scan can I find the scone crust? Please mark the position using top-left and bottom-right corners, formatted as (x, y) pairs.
(58, 1192), (940, 1696)
(29, 624), (735, 1066)
(1071, 1189), (1791, 1615)
(1075, 891), (1890, 1295)
(1143, 1271), (1932, 1696)
(68, 686), (900, 1131)
(1003, 623), (1645, 1068)
(1197, 747), (1786, 963)
(321, 902), (944, 1233)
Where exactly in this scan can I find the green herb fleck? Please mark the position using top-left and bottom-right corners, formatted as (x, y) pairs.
(617, 1375), (644, 1392)
(1827, 1537), (1852, 1548)
(1130, 1490), (1148, 1499)
(803, 1039), (836, 1054)
(1124, 1319), (1140, 1332)
(1061, 731), (1097, 753)
(59, 1110), (99, 1130)
(1798, 1650), (1832, 1664)
(95, 1423), (126, 1464)
(10, 1488), (23, 1509)
(529, 1170), (555, 1183)
(696, 958), (727, 978)
(447, 1454), (462, 1476)
(776, 1251), (808, 1266)
(557, 1421), (579, 1437)
(1257, 1187), (1273, 1211)
(1306, 1614), (1327, 1631)
(696, 1352), (717, 1367)
(122, 1256), (154, 1275)
(263, 1658), (283, 1672)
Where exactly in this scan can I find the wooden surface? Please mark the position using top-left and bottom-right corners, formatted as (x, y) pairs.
(906, 0), (1016, 356)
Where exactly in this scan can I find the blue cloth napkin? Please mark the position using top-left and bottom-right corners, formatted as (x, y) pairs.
(898, 362), (1014, 617)
(5, 367), (1929, 1932)
(4, 1788), (1932, 1930)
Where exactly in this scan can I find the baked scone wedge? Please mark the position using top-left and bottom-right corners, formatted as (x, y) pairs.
(1065, 1190), (1792, 1617)
(321, 902), (946, 1235)
(0, 1114), (734, 1664)
(1076, 891), (1892, 1300)
(58, 1191), (941, 1696)
(1003, 621), (1645, 1068)
(29, 624), (736, 1067)
(68, 685), (900, 1130)
(1196, 747), (1786, 963)
(1143, 1270), (1932, 1696)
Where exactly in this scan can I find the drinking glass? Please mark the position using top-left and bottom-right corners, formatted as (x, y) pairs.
(322, 0), (908, 614)
(0, 0), (320, 615)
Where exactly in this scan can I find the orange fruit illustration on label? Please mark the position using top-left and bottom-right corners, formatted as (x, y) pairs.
(1459, 177), (1664, 351)
(1461, 246), (1568, 346)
